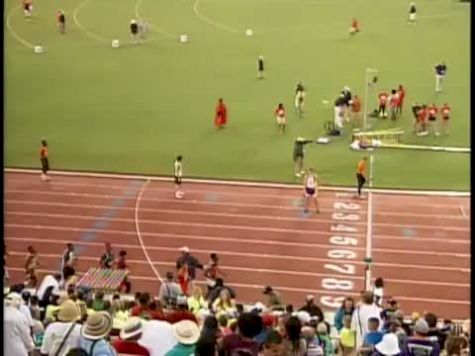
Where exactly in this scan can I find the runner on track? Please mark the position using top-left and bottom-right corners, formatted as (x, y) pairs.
(356, 156), (368, 198)
(174, 155), (184, 199)
(303, 168), (320, 214)
(40, 139), (50, 182)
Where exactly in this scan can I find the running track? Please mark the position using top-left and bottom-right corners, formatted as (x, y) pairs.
(4, 170), (470, 319)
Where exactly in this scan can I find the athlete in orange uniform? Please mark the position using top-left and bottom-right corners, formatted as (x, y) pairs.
(356, 157), (367, 198)
(350, 18), (359, 35)
(440, 103), (451, 135)
(40, 139), (50, 181)
(23, 0), (32, 18)
(214, 98), (228, 129)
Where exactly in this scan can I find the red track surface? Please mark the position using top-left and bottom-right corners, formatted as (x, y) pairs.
(4, 172), (470, 319)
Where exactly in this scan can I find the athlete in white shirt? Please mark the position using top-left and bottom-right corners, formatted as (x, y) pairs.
(303, 168), (320, 214)
(174, 155), (184, 199)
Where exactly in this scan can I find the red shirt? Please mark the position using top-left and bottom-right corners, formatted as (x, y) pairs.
(441, 105), (451, 118)
(378, 93), (388, 105)
(428, 105), (438, 117)
(165, 310), (198, 324)
(389, 94), (399, 107)
(131, 306), (165, 320)
(112, 339), (150, 356)
(417, 108), (427, 122)
(398, 88), (405, 104)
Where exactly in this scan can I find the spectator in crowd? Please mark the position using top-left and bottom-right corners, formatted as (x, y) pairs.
(92, 291), (109, 312)
(75, 291), (88, 322)
(263, 286), (283, 310)
(219, 312), (262, 355)
(256, 314), (277, 346)
(283, 316), (307, 355)
(194, 316), (219, 356)
(18, 291), (34, 331)
(317, 321), (335, 356)
(5, 292), (35, 356)
(300, 324), (324, 356)
(389, 319), (408, 351)
(360, 317), (384, 355)
(218, 315), (232, 337)
(425, 312), (447, 350)
(351, 291), (382, 349)
(404, 319), (440, 356)
(212, 288), (236, 318)
(25, 245), (39, 287)
(334, 297), (356, 332)
(374, 332), (401, 356)
(442, 335), (469, 356)
(112, 317), (149, 355)
(77, 312), (116, 355)
(207, 278), (236, 306)
(262, 329), (285, 356)
(37, 273), (61, 308)
(30, 295), (42, 321)
(131, 292), (163, 320)
(299, 295), (324, 323)
(62, 266), (78, 290)
(115, 250), (131, 293)
(165, 320), (200, 356)
(166, 296), (198, 324)
(187, 285), (207, 315)
(381, 299), (400, 325)
(40, 299), (81, 356)
(203, 253), (226, 294)
(373, 277), (385, 307)
(159, 272), (182, 308)
(175, 247), (203, 281)
(44, 294), (63, 325)
(100, 242), (115, 269)
(61, 243), (76, 281)
(339, 315), (356, 355)
(139, 319), (177, 356)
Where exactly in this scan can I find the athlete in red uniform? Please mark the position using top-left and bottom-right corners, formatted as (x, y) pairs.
(350, 18), (359, 35)
(427, 104), (438, 135)
(417, 105), (428, 135)
(378, 92), (388, 118)
(396, 85), (405, 116)
(214, 98), (228, 129)
(274, 103), (286, 134)
(440, 103), (451, 135)
(389, 89), (399, 121)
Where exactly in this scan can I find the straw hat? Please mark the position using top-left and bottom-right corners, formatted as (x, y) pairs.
(172, 320), (200, 345)
(120, 317), (144, 340)
(6, 292), (22, 308)
(375, 333), (401, 355)
(57, 300), (80, 322)
(81, 312), (113, 340)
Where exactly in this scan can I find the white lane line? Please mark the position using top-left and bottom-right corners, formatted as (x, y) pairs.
(5, 235), (470, 272)
(134, 179), (163, 285)
(7, 250), (470, 288)
(6, 5), (35, 49)
(5, 168), (469, 197)
(192, 0), (239, 33)
(4, 187), (470, 213)
(5, 266), (470, 305)
(72, 0), (108, 43)
(5, 210), (470, 232)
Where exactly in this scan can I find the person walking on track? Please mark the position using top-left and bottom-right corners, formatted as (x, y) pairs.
(174, 155), (184, 199)
(40, 139), (50, 182)
(303, 168), (320, 214)
(356, 156), (368, 198)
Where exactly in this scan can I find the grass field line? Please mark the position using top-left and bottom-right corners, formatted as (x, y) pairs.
(72, 0), (108, 44)
(6, 196), (469, 220)
(5, 236), (470, 273)
(192, 0), (239, 34)
(4, 168), (471, 196)
(134, 0), (176, 39)
(5, 208), (470, 232)
(5, 266), (468, 306)
(8, 250), (470, 288)
(6, 5), (36, 49)
(258, 11), (465, 35)
(6, 222), (470, 246)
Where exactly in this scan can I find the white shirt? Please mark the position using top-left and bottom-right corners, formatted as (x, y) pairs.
(351, 303), (383, 348)
(174, 161), (182, 178)
(373, 286), (384, 306)
(36, 275), (60, 301)
(4, 305), (35, 356)
(41, 322), (82, 356)
(19, 303), (34, 327)
(139, 320), (177, 356)
(305, 174), (318, 189)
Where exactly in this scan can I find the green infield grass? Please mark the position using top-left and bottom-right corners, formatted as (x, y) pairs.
(5, 0), (470, 190)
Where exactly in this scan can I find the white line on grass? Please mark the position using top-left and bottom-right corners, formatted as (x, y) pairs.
(134, 0), (176, 39)
(192, 0), (239, 34)
(134, 179), (164, 285)
(72, 0), (108, 44)
(6, 5), (35, 49)
(4, 168), (470, 196)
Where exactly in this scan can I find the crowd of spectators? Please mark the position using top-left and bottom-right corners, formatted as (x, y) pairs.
(3, 244), (471, 356)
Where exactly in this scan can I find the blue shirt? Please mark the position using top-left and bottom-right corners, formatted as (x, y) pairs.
(78, 337), (117, 356)
(363, 331), (384, 346)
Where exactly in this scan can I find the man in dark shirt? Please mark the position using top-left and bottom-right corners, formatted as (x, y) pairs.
(219, 313), (262, 355)
(299, 295), (324, 322)
(175, 246), (203, 280)
(293, 137), (313, 178)
(99, 242), (115, 269)
(257, 55), (264, 79)
(425, 313), (447, 351)
(435, 62), (447, 92)
(404, 319), (440, 356)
